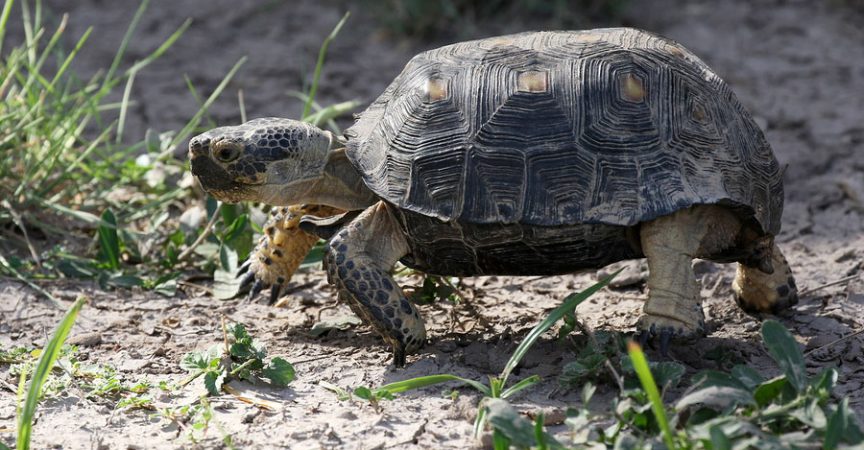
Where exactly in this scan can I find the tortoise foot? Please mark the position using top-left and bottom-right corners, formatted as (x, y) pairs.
(732, 243), (798, 314)
(635, 314), (704, 356)
(239, 205), (341, 304)
(636, 315), (704, 338)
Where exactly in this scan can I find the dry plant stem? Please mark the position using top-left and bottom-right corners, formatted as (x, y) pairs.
(176, 203), (222, 262)
(2, 200), (40, 266)
(0, 254), (62, 308)
(438, 276), (490, 330)
(176, 280), (213, 296)
(804, 327), (864, 357)
(0, 377), (17, 393)
(799, 274), (860, 297)
(221, 315), (230, 354)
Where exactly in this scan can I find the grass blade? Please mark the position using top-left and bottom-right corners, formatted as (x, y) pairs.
(0, 0), (15, 55)
(97, 209), (120, 270)
(16, 296), (88, 450)
(165, 56), (246, 155)
(377, 374), (491, 397)
(627, 341), (675, 450)
(302, 12), (349, 118)
(501, 374), (540, 399)
(499, 269), (620, 387)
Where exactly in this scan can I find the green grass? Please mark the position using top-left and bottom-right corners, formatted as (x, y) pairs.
(329, 282), (863, 449)
(0, 0), (246, 294)
(14, 296), (87, 450)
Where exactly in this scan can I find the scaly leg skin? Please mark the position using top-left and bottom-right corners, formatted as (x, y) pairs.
(637, 207), (717, 351)
(239, 204), (343, 304)
(323, 201), (425, 367)
(732, 243), (798, 314)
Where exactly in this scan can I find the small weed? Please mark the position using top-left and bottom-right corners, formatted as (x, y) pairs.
(179, 321), (295, 396)
(157, 397), (235, 448)
(344, 270), (620, 449)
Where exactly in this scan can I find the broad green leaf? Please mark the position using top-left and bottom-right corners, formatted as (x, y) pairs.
(731, 365), (764, 389)
(300, 240), (326, 268)
(353, 386), (372, 400)
(309, 315), (362, 336)
(811, 367), (838, 393)
(262, 357), (295, 387)
(709, 425), (732, 450)
(483, 398), (563, 449)
(753, 376), (788, 407)
(761, 320), (807, 392)
(204, 370), (225, 396)
(676, 385), (755, 411)
(788, 399), (826, 429)
(652, 361), (685, 392)
(180, 345), (220, 372)
(560, 354), (607, 387)
(107, 274), (144, 288)
(213, 268), (242, 300)
(219, 245), (238, 273)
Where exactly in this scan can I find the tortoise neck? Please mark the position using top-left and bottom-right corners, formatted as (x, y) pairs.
(304, 147), (377, 211)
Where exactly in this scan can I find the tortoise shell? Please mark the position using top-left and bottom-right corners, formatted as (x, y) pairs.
(346, 28), (783, 264)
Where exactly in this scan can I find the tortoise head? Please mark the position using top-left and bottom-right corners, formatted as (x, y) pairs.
(189, 118), (334, 205)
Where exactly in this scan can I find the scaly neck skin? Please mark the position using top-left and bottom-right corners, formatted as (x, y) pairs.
(302, 148), (378, 211)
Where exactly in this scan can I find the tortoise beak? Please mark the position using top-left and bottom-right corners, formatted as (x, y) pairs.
(190, 155), (251, 202)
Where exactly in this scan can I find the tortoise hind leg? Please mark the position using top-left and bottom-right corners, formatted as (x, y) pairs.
(732, 243), (798, 314)
(637, 208), (711, 340)
(323, 201), (425, 367)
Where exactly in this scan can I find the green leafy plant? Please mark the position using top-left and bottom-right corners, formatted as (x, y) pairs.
(0, 0), (246, 296)
(560, 320), (864, 449)
(180, 322), (295, 396)
(340, 271), (620, 449)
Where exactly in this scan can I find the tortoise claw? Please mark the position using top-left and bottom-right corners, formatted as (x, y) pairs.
(269, 283), (282, 305)
(247, 280), (265, 301)
(237, 259), (252, 276)
(238, 271), (255, 291)
(659, 329), (673, 357)
(636, 329), (651, 349)
(392, 344), (406, 368)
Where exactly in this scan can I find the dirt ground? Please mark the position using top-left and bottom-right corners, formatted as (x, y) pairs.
(2, 0), (863, 448)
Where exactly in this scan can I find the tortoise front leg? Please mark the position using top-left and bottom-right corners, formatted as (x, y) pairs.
(323, 202), (425, 367)
(239, 204), (343, 303)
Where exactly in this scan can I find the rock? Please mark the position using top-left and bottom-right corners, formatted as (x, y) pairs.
(67, 332), (102, 347)
(597, 260), (648, 289)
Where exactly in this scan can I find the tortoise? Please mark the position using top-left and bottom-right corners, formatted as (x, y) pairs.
(189, 28), (798, 366)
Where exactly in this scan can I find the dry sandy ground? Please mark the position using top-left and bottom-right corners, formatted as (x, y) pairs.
(1, 0), (863, 448)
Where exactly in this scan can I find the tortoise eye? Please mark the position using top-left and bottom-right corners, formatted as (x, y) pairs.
(214, 144), (241, 163)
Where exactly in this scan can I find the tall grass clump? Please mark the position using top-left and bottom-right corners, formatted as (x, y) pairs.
(0, 0), (243, 287)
